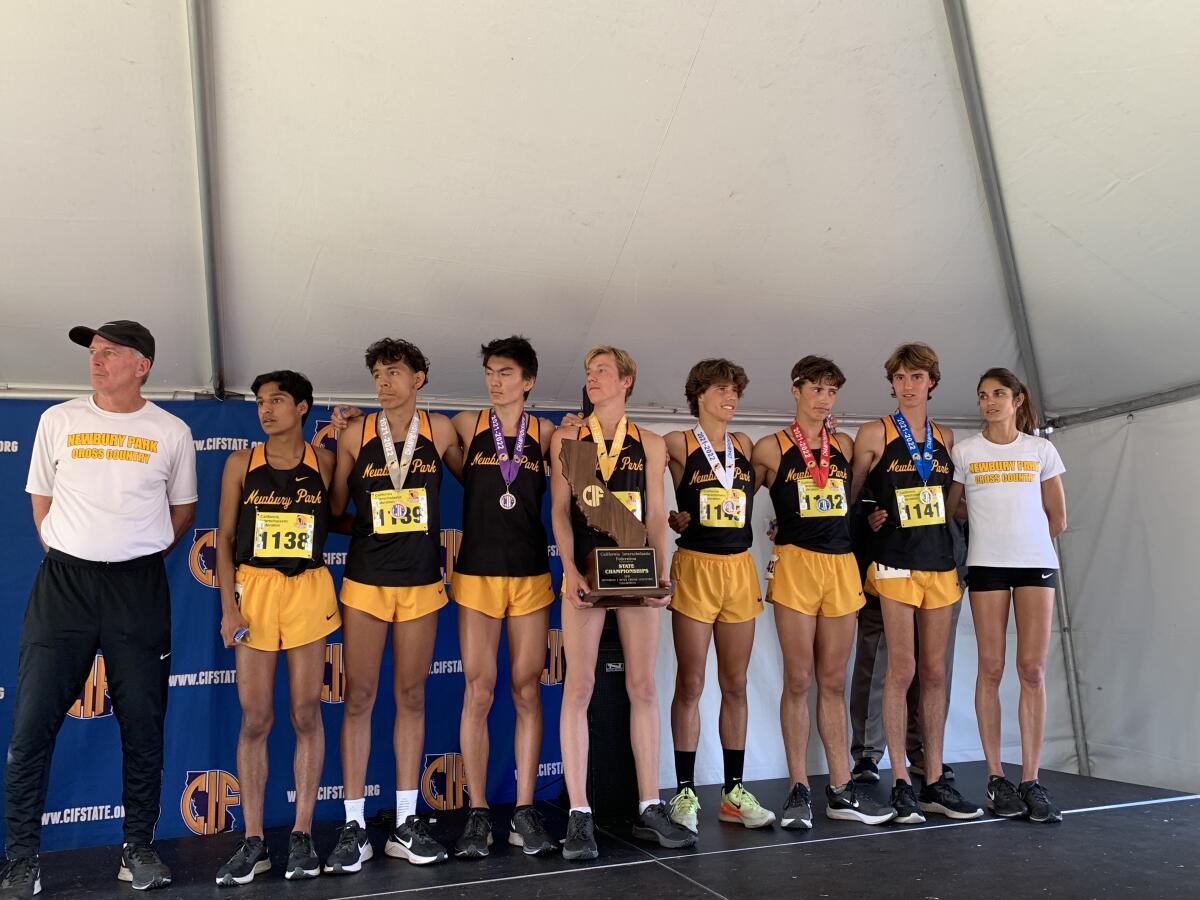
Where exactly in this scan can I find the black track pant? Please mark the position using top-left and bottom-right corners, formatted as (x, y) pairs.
(4, 549), (171, 857)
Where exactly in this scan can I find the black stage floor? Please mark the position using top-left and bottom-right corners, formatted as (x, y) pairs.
(33, 762), (1200, 899)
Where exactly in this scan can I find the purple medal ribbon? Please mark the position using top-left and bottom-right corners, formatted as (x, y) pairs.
(489, 408), (528, 489)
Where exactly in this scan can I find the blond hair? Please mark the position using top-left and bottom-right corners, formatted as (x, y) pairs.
(584, 345), (637, 398)
(884, 342), (941, 395)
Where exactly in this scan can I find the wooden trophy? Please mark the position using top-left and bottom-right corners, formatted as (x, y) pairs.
(559, 439), (672, 608)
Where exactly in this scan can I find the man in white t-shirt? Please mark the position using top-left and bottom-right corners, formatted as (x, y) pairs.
(1, 321), (197, 898)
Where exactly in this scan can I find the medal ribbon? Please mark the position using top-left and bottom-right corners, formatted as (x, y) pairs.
(489, 408), (528, 490)
(693, 425), (736, 491)
(892, 411), (934, 483)
(789, 421), (831, 489)
(376, 411), (421, 490)
(588, 414), (627, 482)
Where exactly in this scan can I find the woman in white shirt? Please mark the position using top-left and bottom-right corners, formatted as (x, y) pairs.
(948, 368), (1067, 824)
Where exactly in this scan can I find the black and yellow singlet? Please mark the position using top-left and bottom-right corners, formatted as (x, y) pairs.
(768, 429), (853, 554)
(235, 443), (330, 574)
(345, 410), (442, 587)
(569, 420), (648, 573)
(674, 431), (754, 554)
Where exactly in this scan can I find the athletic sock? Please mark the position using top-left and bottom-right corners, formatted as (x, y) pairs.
(396, 789), (418, 823)
(345, 798), (366, 828)
(723, 747), (745, 793)
(674, 749), (697, 792)
(638, 799), (662, 815)
(569, 806), (592, 815)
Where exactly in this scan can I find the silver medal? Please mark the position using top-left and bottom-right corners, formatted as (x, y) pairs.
(499, 492), (517, 510)
(919, 489), (933, 505)
(722, 497), (738, 516)
(392, 502), (408, 518)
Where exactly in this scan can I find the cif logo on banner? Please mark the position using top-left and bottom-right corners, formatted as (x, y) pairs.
(421, 753), (468, 811)
(67, 652), (113, 719)
(311, 419), (338, 453)
(322, 642), (345, 704)
(180, 770), (241, 835)
(440, 528), (462, 585)
(189, 528), (219, 588)
(540, 628), (564, 686)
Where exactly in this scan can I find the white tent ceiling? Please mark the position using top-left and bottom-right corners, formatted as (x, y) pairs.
(1, 1), (1195, 421)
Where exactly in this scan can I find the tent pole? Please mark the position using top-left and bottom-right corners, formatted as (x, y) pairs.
(186, 0), (227, 399)
(942, 0), (1091, 776)
(1048, 381), (1200, 430)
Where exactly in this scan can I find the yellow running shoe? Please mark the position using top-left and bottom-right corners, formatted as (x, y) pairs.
(668, 787), (701, 834)
(718, 783), (777, 828)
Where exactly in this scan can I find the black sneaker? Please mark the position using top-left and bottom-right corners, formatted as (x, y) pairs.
(215, 837), (270, 887)
(851, 758), (880, 784)
(562, 810), (599, 861)
(889, 780), (925, 824)
(909, 761), (956, 782)
(1019, 780), (1062, 823)
(825, 782), (897, 825)
(284, 832), (320, 881)
(918, 776), (984, 820)
(986, 776), (1028, 819)
(631, 802), (697, 848)
(0, 857), (40, 898)
(386, 815), (448, 865)
(324, 822), (373, 874)
(454, 809), (493, 859)
(780, 783), (813, 830)
(117, 845), (171, 891)
(509, 806), (555, 855)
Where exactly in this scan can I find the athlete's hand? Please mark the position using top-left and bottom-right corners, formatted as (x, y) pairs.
(825, 414), (839, 433)
(643, 577), (674, 608)
(563, 569), (594, 610)
(331, 405), (364, 433)
(867, 508), (889, 531)
(766, 517), (779, 542)
(667, 510), (691, 534)
(559, 412), (586, 429)
(220, 610), (250, 649)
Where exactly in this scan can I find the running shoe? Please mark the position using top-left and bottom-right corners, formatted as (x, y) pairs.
(668, 787), (702, 833)
(890, 780), (925, 824)
(780, 783), (813, 830)
(718, 783), (776, 828)
(851, 757), (880, 784)
(1019, 781), (1063, 823)
(508, 806), (556, 855)
(324, 821), (373, 874)
(117, 845), (172, 891)
(986, 776), (1028, 819)
(215, 837), (270, 887)
(284, 832), (320, 881)
(0, 856), (40, 899)
(385, 815), (448, 864)
(918, 776), (984, 820)
(454, 809), (493, 859)
(825, 782), (897, 825)
(561, 810), (599, 861)
(632, 803), (698, 848)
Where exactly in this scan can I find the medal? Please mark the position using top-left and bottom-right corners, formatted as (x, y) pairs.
(892, 412), (935, 483)
(489, 408), (528, 510)
(920, 488), (933, 505)
(588, 414), (628, 482)
(391, 502), (408, 518)
(692, 425), (737, 491)
(722, 497), (738, 515)
(789, 421), (831, 489)
(817, 496), (832, 512)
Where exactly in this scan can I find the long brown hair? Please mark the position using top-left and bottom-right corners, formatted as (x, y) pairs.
(977, 368), (1038, 434)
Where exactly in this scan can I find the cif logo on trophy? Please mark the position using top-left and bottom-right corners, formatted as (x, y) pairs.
(540, 628), (565, 686)
(67, 652), (112, 719)
(189, 528), (219, 588)
(421, 753), (468, 811)
(322, 642), (345, 704)
(311, 419), (338, 453)
(180, 769), (241, 835)
(440, 528), (462, 585)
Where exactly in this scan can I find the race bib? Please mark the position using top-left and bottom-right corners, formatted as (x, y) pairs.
(699, 487), (747, 528)
(370, 487), (429, 534)
(797, 477), (847, 518)
(611, 490), (643, 522)
(253, 511), (314, 558)
(895, 485), (946, 527)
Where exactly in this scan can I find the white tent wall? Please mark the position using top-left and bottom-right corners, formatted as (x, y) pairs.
(1054, 399), (1200, 793)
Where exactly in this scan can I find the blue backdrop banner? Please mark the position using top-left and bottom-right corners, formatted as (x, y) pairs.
(0, 399), (565, 851)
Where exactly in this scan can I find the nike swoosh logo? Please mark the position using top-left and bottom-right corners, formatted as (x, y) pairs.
(296, 476), (310, 483)
(1041, 573), (1053, 579)
(326, 611), (337, 620)
(160, 652), (171, 660)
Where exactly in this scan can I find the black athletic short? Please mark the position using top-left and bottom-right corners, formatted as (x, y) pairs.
(967, 565), (1058, 591)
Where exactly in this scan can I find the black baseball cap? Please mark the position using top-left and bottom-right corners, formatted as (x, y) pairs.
(69, 320), (155, 361)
